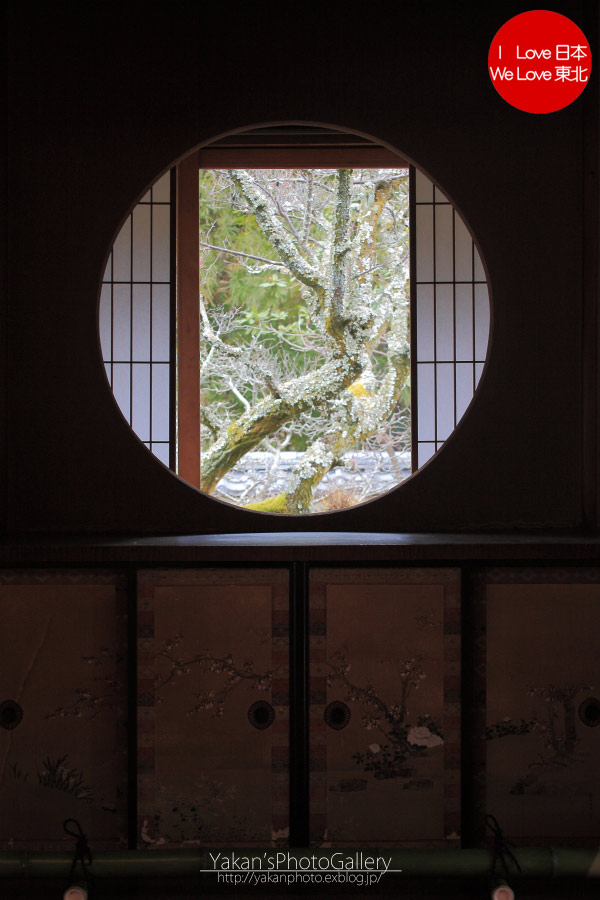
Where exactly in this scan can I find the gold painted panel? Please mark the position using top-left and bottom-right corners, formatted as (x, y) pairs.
(138, 569), (289, 847)
(309, 568), (460, 846)
(486, 582), (600, 841)
(0, 571), (127, 849)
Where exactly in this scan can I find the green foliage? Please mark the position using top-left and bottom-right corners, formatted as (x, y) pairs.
(198, 169), (304, 322)
(199, 169), (319, 447)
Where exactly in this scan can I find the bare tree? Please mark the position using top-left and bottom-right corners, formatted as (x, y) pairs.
(198, 168), (410, 513)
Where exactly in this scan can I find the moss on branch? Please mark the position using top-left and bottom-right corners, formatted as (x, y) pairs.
(199, 167), (411, 511)
(200, 354), (363, 495)
(283, 346), (410, 513)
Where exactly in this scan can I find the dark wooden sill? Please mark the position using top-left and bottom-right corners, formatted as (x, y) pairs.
(0, 532), (599, 565)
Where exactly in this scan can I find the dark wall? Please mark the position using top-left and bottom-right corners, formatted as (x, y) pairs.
(4, 1), (597, 536)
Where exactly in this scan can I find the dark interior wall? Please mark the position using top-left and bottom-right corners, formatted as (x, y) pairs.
(4, 1), (597, 536)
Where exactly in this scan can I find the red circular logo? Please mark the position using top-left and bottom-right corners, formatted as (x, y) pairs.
(489, 10), (592, 113)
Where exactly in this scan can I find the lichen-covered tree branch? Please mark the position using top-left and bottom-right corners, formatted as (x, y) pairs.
(197, 167), (410, 512)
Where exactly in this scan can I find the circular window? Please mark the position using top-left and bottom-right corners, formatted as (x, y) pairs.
(99, 126), (490, 514)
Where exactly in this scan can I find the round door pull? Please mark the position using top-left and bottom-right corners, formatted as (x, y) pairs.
(579, 697), (600, 728)
(248, 700), (275, 730)
(324, 700), (351, 730)
(0, 700), (23, 730)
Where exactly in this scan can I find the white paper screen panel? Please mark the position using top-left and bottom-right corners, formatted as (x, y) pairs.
(413, 168), (490, 469)
(99, 172), (171, 467)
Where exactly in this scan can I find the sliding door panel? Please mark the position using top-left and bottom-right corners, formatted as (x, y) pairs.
(0, 570), (128, 849)
(473, 568), (600, 844)
(309, 568), (460, 846)
(137, 568), (289, 847)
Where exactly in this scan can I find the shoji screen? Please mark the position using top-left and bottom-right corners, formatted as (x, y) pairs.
(99, 172), (172, 466)
(412, 168), (490, 468)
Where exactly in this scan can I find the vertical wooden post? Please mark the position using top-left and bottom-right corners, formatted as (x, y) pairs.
(176, 151), (201, 487)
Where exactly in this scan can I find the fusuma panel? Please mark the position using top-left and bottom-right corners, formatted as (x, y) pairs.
(0, 571), (128, 849)
(473, 568), (600, 844)
(309, 568), (460, 846)
(137, 569), (289, 847)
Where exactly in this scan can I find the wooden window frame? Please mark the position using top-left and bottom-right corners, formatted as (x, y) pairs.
(175, 129), (409, 488)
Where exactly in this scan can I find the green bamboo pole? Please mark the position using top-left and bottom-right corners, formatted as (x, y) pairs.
(0, 848), (599, 879)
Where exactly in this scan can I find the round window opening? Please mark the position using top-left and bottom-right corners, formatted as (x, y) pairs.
(99, 126), (490, 515)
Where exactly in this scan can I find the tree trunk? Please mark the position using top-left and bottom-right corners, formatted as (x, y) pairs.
(282, 348), (410, 512)
(200, 354), (363, 494)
